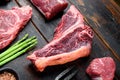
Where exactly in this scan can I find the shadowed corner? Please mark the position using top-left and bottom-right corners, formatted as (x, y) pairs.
(102, 0), (120, 23)
(114, 0), (120, 6)
(44, 11), (65, 23)
(0, 0), (11, 6)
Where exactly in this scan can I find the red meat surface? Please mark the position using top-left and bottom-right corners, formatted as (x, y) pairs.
(31, 0), (68, 20)
(0, 6), (32, 50)
(27, 5), (94, 72)
(86, 57), (116, 80)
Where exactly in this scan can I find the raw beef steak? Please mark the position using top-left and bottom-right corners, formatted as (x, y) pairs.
(27, 5), (94, 72)
(31, 0), (68, 20)
(0, 6), (32, 50)
(86, 57), (116, 80)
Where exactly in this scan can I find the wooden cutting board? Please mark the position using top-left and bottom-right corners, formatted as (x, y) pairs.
(0, 0), (120, 80)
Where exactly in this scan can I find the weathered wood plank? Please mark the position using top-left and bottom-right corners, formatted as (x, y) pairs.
(3, 22), (48, 80)
(103, 0), (120, 23)
(0, 0), (16, 9)
(69, 0), (120, 61)
(16, 0), (120, 80)
(67, 34), (120, 80)
(0, 0), (120, 80)
(15, 0), (69, 42)
(0, 1), (47, 80)
(69, 0), (120, 79)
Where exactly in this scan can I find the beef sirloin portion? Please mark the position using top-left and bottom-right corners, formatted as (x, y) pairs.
(27, 5), (94, 72)
(0, 6), (32, 50)
(86, 57), (116, 80)
(31, 0), (68, 20)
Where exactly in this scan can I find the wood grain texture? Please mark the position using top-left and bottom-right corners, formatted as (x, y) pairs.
(69, 0), (120, 61)
(0, 0), (120, 80)
(0, 1), (47, 80)
(15, 0), (68, 42)
(103, 0), (120, 23)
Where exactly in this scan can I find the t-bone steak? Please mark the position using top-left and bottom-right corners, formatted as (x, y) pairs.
(86, 57), (116, 80)
(0, 6), (32, 50)
(31, 0), (68, 20)
(27, 5), (94, 72)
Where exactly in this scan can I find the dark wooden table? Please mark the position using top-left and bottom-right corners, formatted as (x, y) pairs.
(0, 0), (120, 80)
